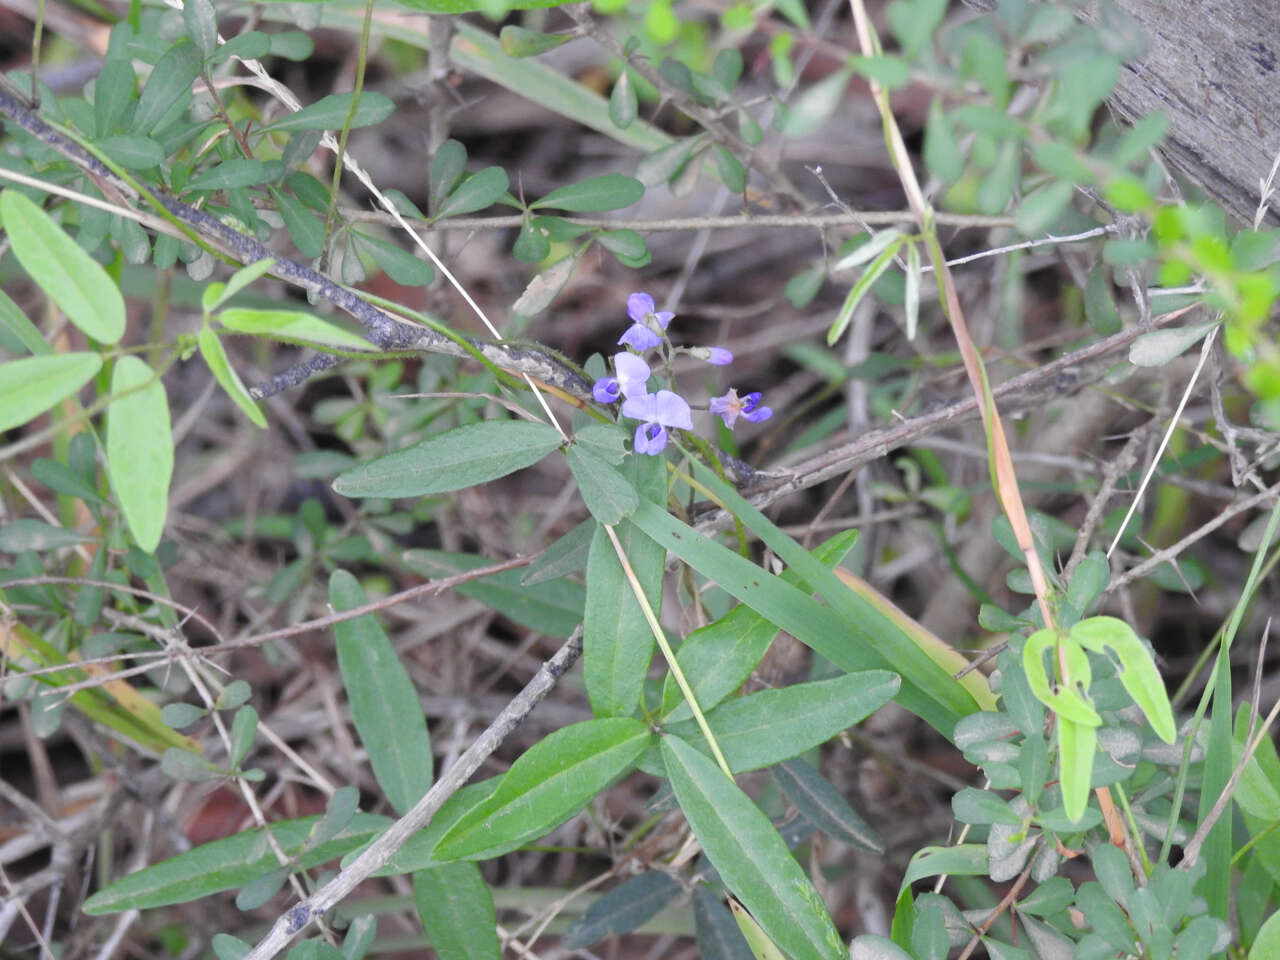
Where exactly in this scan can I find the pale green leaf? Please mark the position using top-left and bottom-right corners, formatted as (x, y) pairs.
(0, 189), (125, 344)
(0, 353), (102, 432)
(216, 307), (374, 352)
(197, 327), (268, 428)
(106, 356), (173, 552)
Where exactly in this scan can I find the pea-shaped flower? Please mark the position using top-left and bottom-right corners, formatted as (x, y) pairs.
(621, 389), (693, 455)
(592, 352), (652, 404)
(709, 389), (772, 428)
(618, 292), (674, 351)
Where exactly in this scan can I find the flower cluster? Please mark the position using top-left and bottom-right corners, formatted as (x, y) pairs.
(592, 292), (773, 455)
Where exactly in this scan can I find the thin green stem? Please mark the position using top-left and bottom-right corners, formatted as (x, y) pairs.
(323, 0), (375, 243)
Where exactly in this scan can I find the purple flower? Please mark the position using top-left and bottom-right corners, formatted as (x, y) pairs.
(592, 353), (651, 404)
(618, 292), (674, 351)
(621, 389), (693, 455)
(709, 389), (772, 428)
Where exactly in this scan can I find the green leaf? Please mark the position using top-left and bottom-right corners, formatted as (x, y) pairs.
(0, 288), (50, 356)
(711, 145), (746, 194)
(262, 92), (396, 132)
(185, 159), (275, 193)
(216, 258), (279, 311)
(776, 68), (851, 138)
(429, 140), (468, 213)
(229, 705), (258, 768)
(850, 55), (909, 89)
(903, 241), (921, 340)
(82, 814), (391, 913)
(32, 457), (105, 505)
(94, 59), (136, 137)
(433, 718), (650, 861)
(106, 356), (173, 553)
(1015, 180), (1074, 236)
(216, 307), (371, 352)
(414, 864), (500, 960)
(331, 570), (433, 814)
(630, 482), (978, 736)
(0, 518), (97, 552)
(197, 327), (268, 428)
(1058, 715), (1096, 823)
(0, 190), (126, 344)
(828, 237), (904, 345)
(161, 747), (224, 782)
(512, 216), (551, 263)
(434, 167), (510, 220)
(773, 759), (883, 852)
(609, 70), (638, 130)
(272, 188), (326, 258)
(401, 550), (584, 639)
(564, 872), (682, 948)
(976, 140), (1019, 215)
(532, 174), (645, 213)
(1128, 321), (1217, 367)
(521, 519), (594, 586)
(161, 702), (207, 729)
(209, 31), (272, 65)
(99, 135), (165, 169)
(661, 531), (859, 722)
(668, 671), (899, 773)
(661, 735), (844, 960)
(498, 25), (572, 57)
(596, 228), (648, 264)
(360, 234), (434, 286)
(583, 456), (666, 717)
(566, 445), (639, 525)
(308, 787), (361, 850)
(694, 888), (755, 960)
(923, 99), (963, 184)
(183, 0), (218, 56)
(0, 353), (102, 432)
(132, 41), (201, 135)
(332, 420), (563, 499)
(1084, 263), (1122, 335)
(887, 0), (946, 58)
(731, 899), (791, 960)
(1069, 616), (1176, 743)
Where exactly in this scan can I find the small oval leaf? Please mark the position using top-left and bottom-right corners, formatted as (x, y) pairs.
(0, 353), (102, 432)
(105, 356), (173, 552)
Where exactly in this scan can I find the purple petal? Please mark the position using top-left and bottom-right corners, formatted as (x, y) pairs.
(627, 292), (656, 323)
(743, 404), (773, 423)
(634, 422), (667, 455)
(613, 352), (651, 396)
(741, 392), (764, 413)
(618, 323), (662, 351)
(653, 310), (675, 330)
(651, 389), (693, 429)
(705, 347), (733, 366)
(592, 377), (621, 403)
(709, 389), (739, 428)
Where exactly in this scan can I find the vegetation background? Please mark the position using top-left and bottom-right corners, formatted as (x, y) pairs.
(1, 0), (1279, 958)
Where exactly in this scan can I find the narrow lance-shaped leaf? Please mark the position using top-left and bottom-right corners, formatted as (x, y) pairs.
(828, 237), (904, 346)
(333, 420), (563, 499)
(433, 718), (651, 861)
(81, 814), (392, 914)
(216, 307), (374, 352)
(661, 735), (845, 960)
(0, 189), (126, 344)
(106, 356), (173, 553)
(330, 570), (433, 815)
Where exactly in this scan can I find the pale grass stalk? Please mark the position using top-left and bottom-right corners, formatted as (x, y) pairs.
(602, 524), (733, 778)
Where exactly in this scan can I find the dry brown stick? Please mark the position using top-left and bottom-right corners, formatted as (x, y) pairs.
(1105, 479), (1280, 595)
